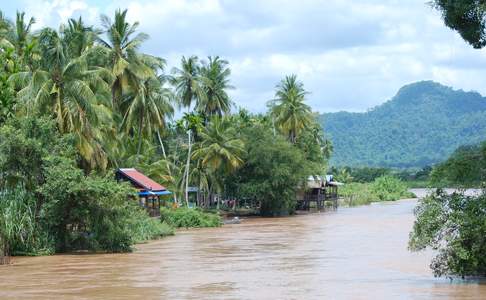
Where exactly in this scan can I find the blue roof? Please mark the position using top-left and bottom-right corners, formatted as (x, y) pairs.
(139, 190), (172, 196)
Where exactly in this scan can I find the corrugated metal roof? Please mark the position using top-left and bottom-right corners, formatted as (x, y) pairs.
(117, 168), (166, 191)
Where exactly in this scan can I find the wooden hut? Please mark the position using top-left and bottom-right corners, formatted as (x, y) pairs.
(296, 175), (343, 210)
(115, 168), (171, 217)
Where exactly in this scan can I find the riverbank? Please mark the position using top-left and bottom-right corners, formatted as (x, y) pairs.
(1, 191), (484, 299)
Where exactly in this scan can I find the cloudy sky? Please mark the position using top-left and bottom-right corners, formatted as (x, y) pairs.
(3, 0), (486, 113)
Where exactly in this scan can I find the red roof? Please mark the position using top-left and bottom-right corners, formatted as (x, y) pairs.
(117, 168), (166, 191)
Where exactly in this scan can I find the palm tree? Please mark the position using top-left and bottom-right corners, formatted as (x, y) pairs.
(192, 117), (245, 208)
(198, 56), (234, 117)
(8, 25), (110, 170)
(0, 11), (12, 48)
(62, 17), (98, 58)
(176, 113), (204, 206)
(268, 74), (313, 143)
(188, 160), (215, 207)
(9, 12), (39, 72)
(121, 73), (174, 161)
(171, 55), (206, 110)
(98, 9), (156, 112)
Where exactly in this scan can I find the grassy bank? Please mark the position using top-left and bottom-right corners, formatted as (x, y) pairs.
(160, 207), (222, 228)
(340, 176), (416, 206)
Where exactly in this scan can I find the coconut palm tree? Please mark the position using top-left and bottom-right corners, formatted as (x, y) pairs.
(62, 17), (98, 58)
(0, 12), (38, 71)
(0, 11), (12, 48)
(176, 112), (204, 206)
(198, 56), (234, 117)
(171, 55), (206, 110)
(192, 117), (244, 172)
(121, 73), (174, 161)
(11, 12), (35, 63)
(268, 74), (313, 143)
(98, 9), (156, 113)
(192, 117), (245, 208)
(8, 25), (110, 170)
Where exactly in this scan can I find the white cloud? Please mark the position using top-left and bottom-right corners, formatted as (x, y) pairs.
(10, 0), (486, 113)
(23, 0), (99, 29)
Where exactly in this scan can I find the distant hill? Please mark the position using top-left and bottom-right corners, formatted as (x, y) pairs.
(320, 81), (486, 168)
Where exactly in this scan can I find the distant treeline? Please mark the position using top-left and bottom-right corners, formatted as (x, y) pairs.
(430, 142), (486, 187)
(331, 141), (486, 188)
(330, 165), (431, 185)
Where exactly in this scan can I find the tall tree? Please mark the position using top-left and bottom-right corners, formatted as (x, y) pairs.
(62, 17), (98, 58)
(9, 24), (110, 170)
(171, 55), (206, 110)
(198, 56), (234, 117)
(268, 74), (313, 143)
(0, 11), (12, 48)
(432, 1), (486, 48)
(4, 12), (38, 71)
(176, 113), (204, 206)
(192, 117), (245, 207)
(98, 9), (155, 112)
(12, 12), (35, 61)
(122, 73), (174, 161)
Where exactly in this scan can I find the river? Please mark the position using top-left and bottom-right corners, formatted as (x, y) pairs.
(0, 189), (485, 299)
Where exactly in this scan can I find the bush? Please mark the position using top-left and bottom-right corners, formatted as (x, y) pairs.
(40, 166), (170, 252)
(339, 183), (376, 206)
(430, 142), (486, 187)
(370, 175), (415, 201)
(340, 176), (415, 206)
(126, 207), (174, 244)
(0, 116), (172, 254)
(227, 126), (316, 216)
(160, 207), (222, 228)
(409, 189), (486, 277)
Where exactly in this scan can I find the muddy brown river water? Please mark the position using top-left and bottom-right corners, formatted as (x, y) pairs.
(0, 189), (485, 299)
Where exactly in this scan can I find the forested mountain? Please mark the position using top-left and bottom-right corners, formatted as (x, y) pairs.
(320, 81), (486, 168)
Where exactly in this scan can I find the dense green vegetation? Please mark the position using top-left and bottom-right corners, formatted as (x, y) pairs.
(408, 6), (486, 278)
(160, 207), (221, 228)
(0, 9), (330, 257)
(431, 142), (486, 187)
(226, 124), (318, 216)
(321, 81), (486, 168)
(332, 165), (433, 189)
(409, 189), (486, 277)
(0, 117), (171, 255)
(432, 1), (486, 49)
(340, 175), (415, 206)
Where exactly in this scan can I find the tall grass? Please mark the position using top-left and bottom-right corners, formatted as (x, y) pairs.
(341, 176), (415, 206)
(0, 185), (54, 257)
(126, 207), (174, 243)
(370, 175), (416, 201)
(160, 207), (222, 228)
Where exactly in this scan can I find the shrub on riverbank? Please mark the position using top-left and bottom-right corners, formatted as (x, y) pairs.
(341, 176), (415, 206)
(225, 126), (319, 216)
(160, 207), (222, 228)
(0, 117), (171, 255)
(339, 183), (376, 206)
(370, 176), (415, 201)
(409, 189), (486, 277)
(430, 142), (486, 188)
(127, 208), (174, 243)
(0, 185), (54, 256)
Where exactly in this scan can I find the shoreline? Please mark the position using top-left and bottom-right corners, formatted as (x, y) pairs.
(3, 188), (480, 263)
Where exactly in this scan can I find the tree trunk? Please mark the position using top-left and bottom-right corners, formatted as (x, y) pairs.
(184, 130), (192, 207)
(157, 130), (178, 205)
(272, 117), (276, 136)
(136, 115), (143, 163)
